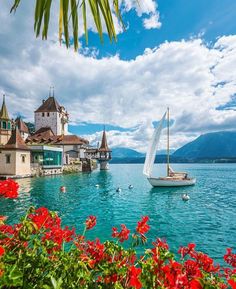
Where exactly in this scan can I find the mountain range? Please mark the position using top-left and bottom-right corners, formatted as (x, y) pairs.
(111, 131), (236, 163)
(173, 131), (236, 159)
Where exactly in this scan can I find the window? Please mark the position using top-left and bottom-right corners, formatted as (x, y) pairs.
(21, 155), (26, 163)
(47, 112), (50, 117)
(42, 112), (45, 117)
(2, 121), (6, 129)
(6, 154), (11, 164)
(7, 122), (11, 130)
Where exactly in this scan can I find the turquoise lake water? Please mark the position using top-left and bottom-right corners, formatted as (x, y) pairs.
(0, 163), (235, 264)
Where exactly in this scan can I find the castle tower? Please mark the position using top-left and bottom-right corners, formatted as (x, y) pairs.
(0, 127), (31, 177)
(0, 95), (12, 145)
(34, 92), (69, 136)
(98, 128), (112, 170)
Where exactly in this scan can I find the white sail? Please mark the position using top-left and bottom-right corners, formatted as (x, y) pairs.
(143, 112), (167, 177)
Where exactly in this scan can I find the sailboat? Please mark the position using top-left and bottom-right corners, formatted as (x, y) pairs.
(143, 108), (196, 187)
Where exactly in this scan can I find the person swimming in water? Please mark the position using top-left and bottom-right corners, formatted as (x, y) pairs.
(60, 186), (66, 193)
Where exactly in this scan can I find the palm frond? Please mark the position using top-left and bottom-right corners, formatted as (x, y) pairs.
(10, 0), (127, 49)
(10, 0), (21, 13)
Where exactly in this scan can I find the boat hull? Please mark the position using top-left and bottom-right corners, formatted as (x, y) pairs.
(148, 177), (196, 187)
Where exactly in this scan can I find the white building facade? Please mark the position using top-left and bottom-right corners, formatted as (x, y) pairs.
(34, 96), (69, 136)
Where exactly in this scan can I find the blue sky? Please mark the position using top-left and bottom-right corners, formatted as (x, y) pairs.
(0, 1), (236, 151)
(85, 0), (236, 59)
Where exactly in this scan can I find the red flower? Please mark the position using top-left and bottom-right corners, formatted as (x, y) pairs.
(86, 239), (105, 264)
(228, 279), (236, 289)
(0, 246), (5, 257)
(85, 216), (96, 230)
(154, 238), (169, 250)
(0, 179), (19, 199)
(28, 207), (61, 231)
(112, 224), (130, 243)
(128, 266), (142, 289)
(0, 216), (7, 223)
(178, 243), (196, 259)
(189, 279), (203, 289)
(42, 226), (75, 251)
(184, 259), (202, 279)
(193, 252), (219, 273)
(136, 216), (150, 235)
(0, 224), (15, 235)
(224, 248), (236, 268)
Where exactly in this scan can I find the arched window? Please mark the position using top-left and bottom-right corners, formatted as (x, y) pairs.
(2, 121), (6, 129)
(7, 122), (11, 130)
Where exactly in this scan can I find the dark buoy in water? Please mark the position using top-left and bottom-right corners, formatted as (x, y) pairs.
(128, 185), (133, 189)
(182, 194), (190, 201)
(116, 187), (121, 192)
(60, 186), (66, 193)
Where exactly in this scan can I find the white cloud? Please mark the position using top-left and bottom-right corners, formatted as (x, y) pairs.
(143, 12), (162, 29)
(0, 3), (236, 152)
(122, 0), (162, 30)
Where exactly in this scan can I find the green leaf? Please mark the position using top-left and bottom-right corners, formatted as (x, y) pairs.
(42, 0), (53, 40)
(11, 0), (127, 48)
(10, 0), (21, 13)
(62, 0), (70, 48)
(59, 0), (63, 44)
(70, 0), (79, 50)
(9, 265), (23, 286)
(82, 0), (88, 45)
(50, 276), (63, 289)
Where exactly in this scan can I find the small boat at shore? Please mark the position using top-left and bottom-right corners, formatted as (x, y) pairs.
(143, 108), (196, 187)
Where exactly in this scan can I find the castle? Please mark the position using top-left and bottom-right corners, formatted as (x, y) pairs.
(0, 93), (112, 178)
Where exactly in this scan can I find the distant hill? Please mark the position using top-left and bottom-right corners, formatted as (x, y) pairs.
(111, 132), (236, 164)
(111, 147), (175, 159)
(173, 131), (236, 159)
(111, 148), (144, 159)
(111, 147), (178, 164)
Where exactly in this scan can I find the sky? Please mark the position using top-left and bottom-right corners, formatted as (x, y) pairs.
(0, 0), (236, 152)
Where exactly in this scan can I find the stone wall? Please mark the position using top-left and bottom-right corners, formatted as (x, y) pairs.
(35, 112), (59, 135)
(31, 164), (63, 177)
(63, 163), (82, 174)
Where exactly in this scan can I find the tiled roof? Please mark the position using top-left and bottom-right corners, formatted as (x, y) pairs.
(15, 117), (29, 134)
(0, 95), (10, 120)
(26, 127), (89, 146)
(33, 127), (55, 137)
(57, 135), (89, 145)
(99, 130), (111, 152)
(35, 97), (61, 113)
(2, 127), (30, 150)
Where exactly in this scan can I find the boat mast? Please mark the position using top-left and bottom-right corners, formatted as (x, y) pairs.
(167, 107), (170, 176)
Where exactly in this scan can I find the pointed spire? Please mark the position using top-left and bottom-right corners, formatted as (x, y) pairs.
(15, 116), (29, 134)
(3, 127), (30, 150)
(99, 127), (111, 152)
(0, 94), (10, 120)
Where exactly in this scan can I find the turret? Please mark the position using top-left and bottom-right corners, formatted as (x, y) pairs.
(0, 95), (12, 145)
(97, 128), (112, 170)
